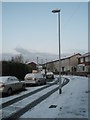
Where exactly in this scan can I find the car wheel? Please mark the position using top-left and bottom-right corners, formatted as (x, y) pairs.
(38, 81), (41, 86)
(44, 81), (46, 85)
(8, 88), (12, 95)
(22, 84), (25, 90)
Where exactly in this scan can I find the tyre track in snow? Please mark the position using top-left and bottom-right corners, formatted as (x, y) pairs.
(1, 77), (70, 120)
(1, 79), (58, 109)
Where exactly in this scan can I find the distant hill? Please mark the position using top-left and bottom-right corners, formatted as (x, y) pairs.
(0, 47), (87, 64)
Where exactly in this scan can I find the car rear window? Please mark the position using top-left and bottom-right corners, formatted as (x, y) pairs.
(35, 74), (43, 78)
(26, 77), (33, 80)
(25, 73), (43, 80)
(25, 74), (34, 80)
(0, 77), (8, 83)
(46, 72), (53, 75)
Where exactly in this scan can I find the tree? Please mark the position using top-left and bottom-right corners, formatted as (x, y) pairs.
(2, 60), (29, 80)
(11, 54), (24, 63)
(47, 62), (55, 72)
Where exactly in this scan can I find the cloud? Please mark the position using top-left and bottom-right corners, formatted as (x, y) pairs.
(14, 46), (59, 63)
(62, 49), (88, 55)
(15, 47), (31, 55)
(0, 47), (88, 63)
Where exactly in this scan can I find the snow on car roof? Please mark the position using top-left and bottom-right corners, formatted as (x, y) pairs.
(25, 73), (43, 79)
(0, 76), (17, 82)
(46, 72), (53, 75)
(0, 76), (10, 82)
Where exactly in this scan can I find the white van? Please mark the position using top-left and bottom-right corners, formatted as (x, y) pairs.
(24, 73), (46, 85)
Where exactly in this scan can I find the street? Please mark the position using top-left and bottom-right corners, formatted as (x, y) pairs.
(1, 77), (68, 120)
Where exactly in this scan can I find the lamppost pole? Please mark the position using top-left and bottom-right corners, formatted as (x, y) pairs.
(52, 9), (62, 94)
(37, 57), (39, 72)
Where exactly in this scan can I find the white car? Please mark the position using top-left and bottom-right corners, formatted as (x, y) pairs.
(0, 76), (26, 95)
(46, 72), (54, 79)
(24, 73), (46, 85)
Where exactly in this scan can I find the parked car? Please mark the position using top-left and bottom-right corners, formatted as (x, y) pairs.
(24, 73), (46, 85)
(0, 76), (26, 95)
(46, 72), (54, 79)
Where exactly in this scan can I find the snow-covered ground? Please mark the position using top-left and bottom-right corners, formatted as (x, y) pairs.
(20, 75), (88, 118)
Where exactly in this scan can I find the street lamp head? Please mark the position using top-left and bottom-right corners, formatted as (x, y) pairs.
(52, 9), (60, 13)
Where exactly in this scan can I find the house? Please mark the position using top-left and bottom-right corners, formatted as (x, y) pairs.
(44, 53), (81, 74)
(26, 62), (37, 73)
(0, 61), (2, 76)
(26, 62), (44, 73)
(77, 53), (90, 73)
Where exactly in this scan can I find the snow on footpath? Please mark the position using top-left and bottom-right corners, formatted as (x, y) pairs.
(20, 76), (88, 118)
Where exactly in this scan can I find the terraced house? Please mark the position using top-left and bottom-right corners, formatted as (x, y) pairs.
(45, 53), (81, 74)
(77, 53), (90, 75)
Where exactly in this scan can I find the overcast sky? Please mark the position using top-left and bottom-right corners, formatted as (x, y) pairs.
(2, 2), (88, 55)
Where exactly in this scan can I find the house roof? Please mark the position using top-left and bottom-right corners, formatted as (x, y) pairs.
(78, 52), (90, 58)
(26, 61), (37, 65)
(61, 53), (81, 60)
(43, 53), (81, 65)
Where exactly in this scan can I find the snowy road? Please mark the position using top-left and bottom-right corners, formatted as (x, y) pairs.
(2, 84), (59, 119)
(1, 76), (88, 119)
(0, 77), (66, 108)
(1, 77), (68, 120)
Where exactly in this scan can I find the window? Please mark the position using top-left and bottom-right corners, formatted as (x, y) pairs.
(83, 66), (85, 71)
(85, 56), (90, 62)
(7, 78), (12, 83)
(85, 57), (88, 62)
(80, 58), (84, 63)
(62, 67), (64, 72)
(74, 67), (76, 72)
(72, 67), (73, 72)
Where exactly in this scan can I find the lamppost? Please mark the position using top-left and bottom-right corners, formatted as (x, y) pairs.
(37, 57), (39, 72)
(52, 9), (62, 94)
(45, 59), (47, 77)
